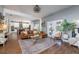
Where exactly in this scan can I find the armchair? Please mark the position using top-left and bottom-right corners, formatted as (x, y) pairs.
(39, 31), (47, 39)
(0, 33), (7, 47)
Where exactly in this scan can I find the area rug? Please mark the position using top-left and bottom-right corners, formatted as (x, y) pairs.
(18, 38), (55, 54)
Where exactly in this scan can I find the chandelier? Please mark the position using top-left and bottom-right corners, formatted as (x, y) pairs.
(33, 5), (41, 13)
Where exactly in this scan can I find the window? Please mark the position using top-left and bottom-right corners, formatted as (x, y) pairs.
(23, 23), (29, 28)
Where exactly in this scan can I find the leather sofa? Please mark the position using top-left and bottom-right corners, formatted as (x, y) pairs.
(20, 30), (34, 39)
(39, 31), (47, 39)
(20, 30), (47, 39)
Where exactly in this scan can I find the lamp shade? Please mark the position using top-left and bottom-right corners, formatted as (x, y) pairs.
(0, 23), (7, 30)
(3, 24), (7, 30)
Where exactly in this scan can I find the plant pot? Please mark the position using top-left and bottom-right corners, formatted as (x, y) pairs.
(72, 31), (76, 37)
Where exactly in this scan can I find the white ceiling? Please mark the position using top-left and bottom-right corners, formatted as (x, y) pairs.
(4, 5), (72, 20)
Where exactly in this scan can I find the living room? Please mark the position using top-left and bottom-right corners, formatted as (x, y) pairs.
(0, 5), (79, 54)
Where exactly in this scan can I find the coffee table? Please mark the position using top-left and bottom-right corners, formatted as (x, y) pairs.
(31, 35), (40, 44)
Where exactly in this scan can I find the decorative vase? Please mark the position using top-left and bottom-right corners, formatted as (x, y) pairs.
(77, 28), (79, 33)
(72, 31), (76, 37)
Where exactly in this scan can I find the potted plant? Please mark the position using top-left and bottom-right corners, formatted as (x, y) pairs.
(60, 19), (76, 37)
(70, 22), (76, 37)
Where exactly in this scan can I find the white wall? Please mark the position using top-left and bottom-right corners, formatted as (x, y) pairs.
(0, 5), (3, 12)
(43, 6), (79, 32)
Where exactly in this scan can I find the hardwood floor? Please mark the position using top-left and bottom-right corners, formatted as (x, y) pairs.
(40, 43), (79, 54)
(0, 33), (79, 54)
(0, 33), (21, 54)
(0, 39), (21, 54)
